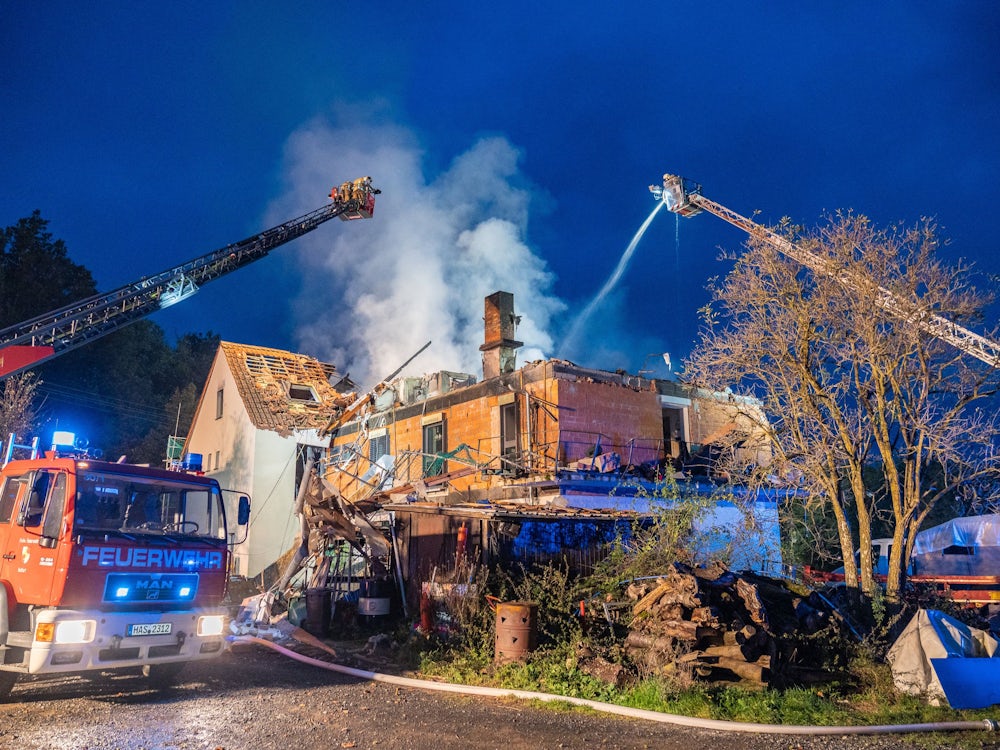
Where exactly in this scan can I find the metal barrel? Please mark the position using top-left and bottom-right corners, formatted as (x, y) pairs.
(494, 601), (538, 663)
(304, 588), (331, 636)
(358, 578), (392, 618)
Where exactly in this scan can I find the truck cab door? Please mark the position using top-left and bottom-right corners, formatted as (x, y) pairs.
(0, 471), (31, 580)
(0, 473), (27, 596)
(0, 470), (67, 605)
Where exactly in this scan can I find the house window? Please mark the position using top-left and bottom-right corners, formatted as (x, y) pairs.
(215, 450), (221, 470)
(216, 387), (224, 419)
(422, 421), (446, 477)
(500, 401), (519, 460)
(369, 432), (390, 463)
(288, 383), (318, 402)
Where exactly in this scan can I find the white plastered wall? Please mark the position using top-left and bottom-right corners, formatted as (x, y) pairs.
(186, 351), (257, 577)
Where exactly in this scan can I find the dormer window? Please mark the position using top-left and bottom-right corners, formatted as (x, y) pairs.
(288, 383), (318, 402)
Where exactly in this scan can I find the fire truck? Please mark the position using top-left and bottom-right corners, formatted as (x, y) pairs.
(0, 177), (379, 698)
(0, 436), (249, 699)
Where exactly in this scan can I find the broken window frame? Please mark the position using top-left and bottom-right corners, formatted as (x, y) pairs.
(422, 421), (446, 477)
(500, 401), (519, 462)
(369, 431), (390, 463)
(288, 383), (319, 402)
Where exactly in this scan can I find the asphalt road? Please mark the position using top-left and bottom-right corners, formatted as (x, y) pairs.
(0, 645), (988, 750)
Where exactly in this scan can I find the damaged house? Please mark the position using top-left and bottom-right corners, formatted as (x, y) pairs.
(319, 292), (786, 607)
(184, 342), (354, 578)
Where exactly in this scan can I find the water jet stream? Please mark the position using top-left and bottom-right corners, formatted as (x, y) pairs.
(561, 200), (666, 356)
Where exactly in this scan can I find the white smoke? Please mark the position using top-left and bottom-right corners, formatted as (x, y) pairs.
(265, 111), (565, 387)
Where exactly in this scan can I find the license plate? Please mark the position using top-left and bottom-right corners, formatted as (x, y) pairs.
(127, 622), (172, 637)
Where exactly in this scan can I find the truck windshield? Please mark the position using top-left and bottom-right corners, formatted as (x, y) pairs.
(73, 469), (226, 541)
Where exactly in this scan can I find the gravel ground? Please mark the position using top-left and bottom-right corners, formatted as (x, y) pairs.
(0, 646), (994, 750)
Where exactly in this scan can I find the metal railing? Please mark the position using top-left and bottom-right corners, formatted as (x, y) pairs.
(325, 428), (673, 504)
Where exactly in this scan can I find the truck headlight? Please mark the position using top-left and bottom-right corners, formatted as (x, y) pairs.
(196, 615), (225, 637)
(36, 620), (95, 644)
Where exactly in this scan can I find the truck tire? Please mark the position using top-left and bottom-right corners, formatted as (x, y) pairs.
(0, 671), (18, 701)
(142, 662), (186, 687)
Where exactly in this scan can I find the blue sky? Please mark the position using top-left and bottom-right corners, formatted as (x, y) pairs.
(3, 2), (998, 386)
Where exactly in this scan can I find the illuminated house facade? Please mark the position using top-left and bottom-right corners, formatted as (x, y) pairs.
(324, 292), (781, 599)
(185, 342), (352, 578)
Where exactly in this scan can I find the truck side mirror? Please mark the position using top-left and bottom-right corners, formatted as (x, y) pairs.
(237, 496), (250, 526)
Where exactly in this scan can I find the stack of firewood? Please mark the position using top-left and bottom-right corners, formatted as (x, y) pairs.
(621, 563), (842, 687)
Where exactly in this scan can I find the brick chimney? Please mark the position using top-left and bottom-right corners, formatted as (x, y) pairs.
(480, 291), (523, 379)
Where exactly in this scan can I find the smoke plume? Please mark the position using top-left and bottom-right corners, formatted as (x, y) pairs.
(265, 111), (565, 387)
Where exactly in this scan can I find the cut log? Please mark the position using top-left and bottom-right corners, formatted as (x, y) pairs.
(624, 631), (676, 653)
(632, 581), (673, 617)
(691, 560), (729, 582)
(735, 578), (769, 629)
(625, 580), (656, 601)
(689, 606), (720, 627)
(618, 565), (847, 689)
(699, 644), (750, 660)
(642, 618), (715, 642)
(699, 655), (769, 684)
(650, 602), (684, 621)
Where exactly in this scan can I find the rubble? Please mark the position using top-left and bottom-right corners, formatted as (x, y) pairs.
(229, 592), (339, 659)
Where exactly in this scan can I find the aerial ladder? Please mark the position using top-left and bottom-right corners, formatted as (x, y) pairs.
(0, 177), (379, 379)
(650, 174), (1000, 369)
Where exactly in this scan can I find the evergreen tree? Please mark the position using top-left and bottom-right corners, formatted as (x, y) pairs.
(2, 213), (219, 463)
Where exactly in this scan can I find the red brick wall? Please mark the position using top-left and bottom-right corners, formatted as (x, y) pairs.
(551, 378), (664, 464)
(327, 363), (770, 501)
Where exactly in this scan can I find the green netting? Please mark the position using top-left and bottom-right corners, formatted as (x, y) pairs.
(166, 435), (185, 460)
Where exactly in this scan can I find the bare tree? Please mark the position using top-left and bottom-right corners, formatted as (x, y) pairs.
(0, 372), (41, 449)
(685, 212), (1000, 599)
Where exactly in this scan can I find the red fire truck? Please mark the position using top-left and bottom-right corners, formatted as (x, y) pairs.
(0, 445), (249, 699)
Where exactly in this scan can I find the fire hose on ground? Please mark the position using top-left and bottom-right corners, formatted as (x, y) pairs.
(229, 635), (998, 737)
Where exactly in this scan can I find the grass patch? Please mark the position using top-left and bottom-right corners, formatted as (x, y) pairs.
(415, 644), (1000, 734)
(409, 560), (1000, 750)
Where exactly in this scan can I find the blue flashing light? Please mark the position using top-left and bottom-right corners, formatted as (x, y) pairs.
(103, 573), (200, 603)
(52, 430), (76, 448)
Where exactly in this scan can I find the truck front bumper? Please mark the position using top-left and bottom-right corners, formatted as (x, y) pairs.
(27, 608), (226, 674)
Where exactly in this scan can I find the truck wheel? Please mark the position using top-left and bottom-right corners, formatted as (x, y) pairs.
(0, 671), (18, 701)
(142, 662), (186, 687)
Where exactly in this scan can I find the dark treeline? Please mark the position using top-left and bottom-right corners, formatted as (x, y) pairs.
(2, 211), (217, 465)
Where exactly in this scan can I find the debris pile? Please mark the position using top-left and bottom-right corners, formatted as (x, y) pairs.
(621, 563), (845, 687)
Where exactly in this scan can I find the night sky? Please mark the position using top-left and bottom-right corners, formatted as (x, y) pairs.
(3, 2), (998, 387)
